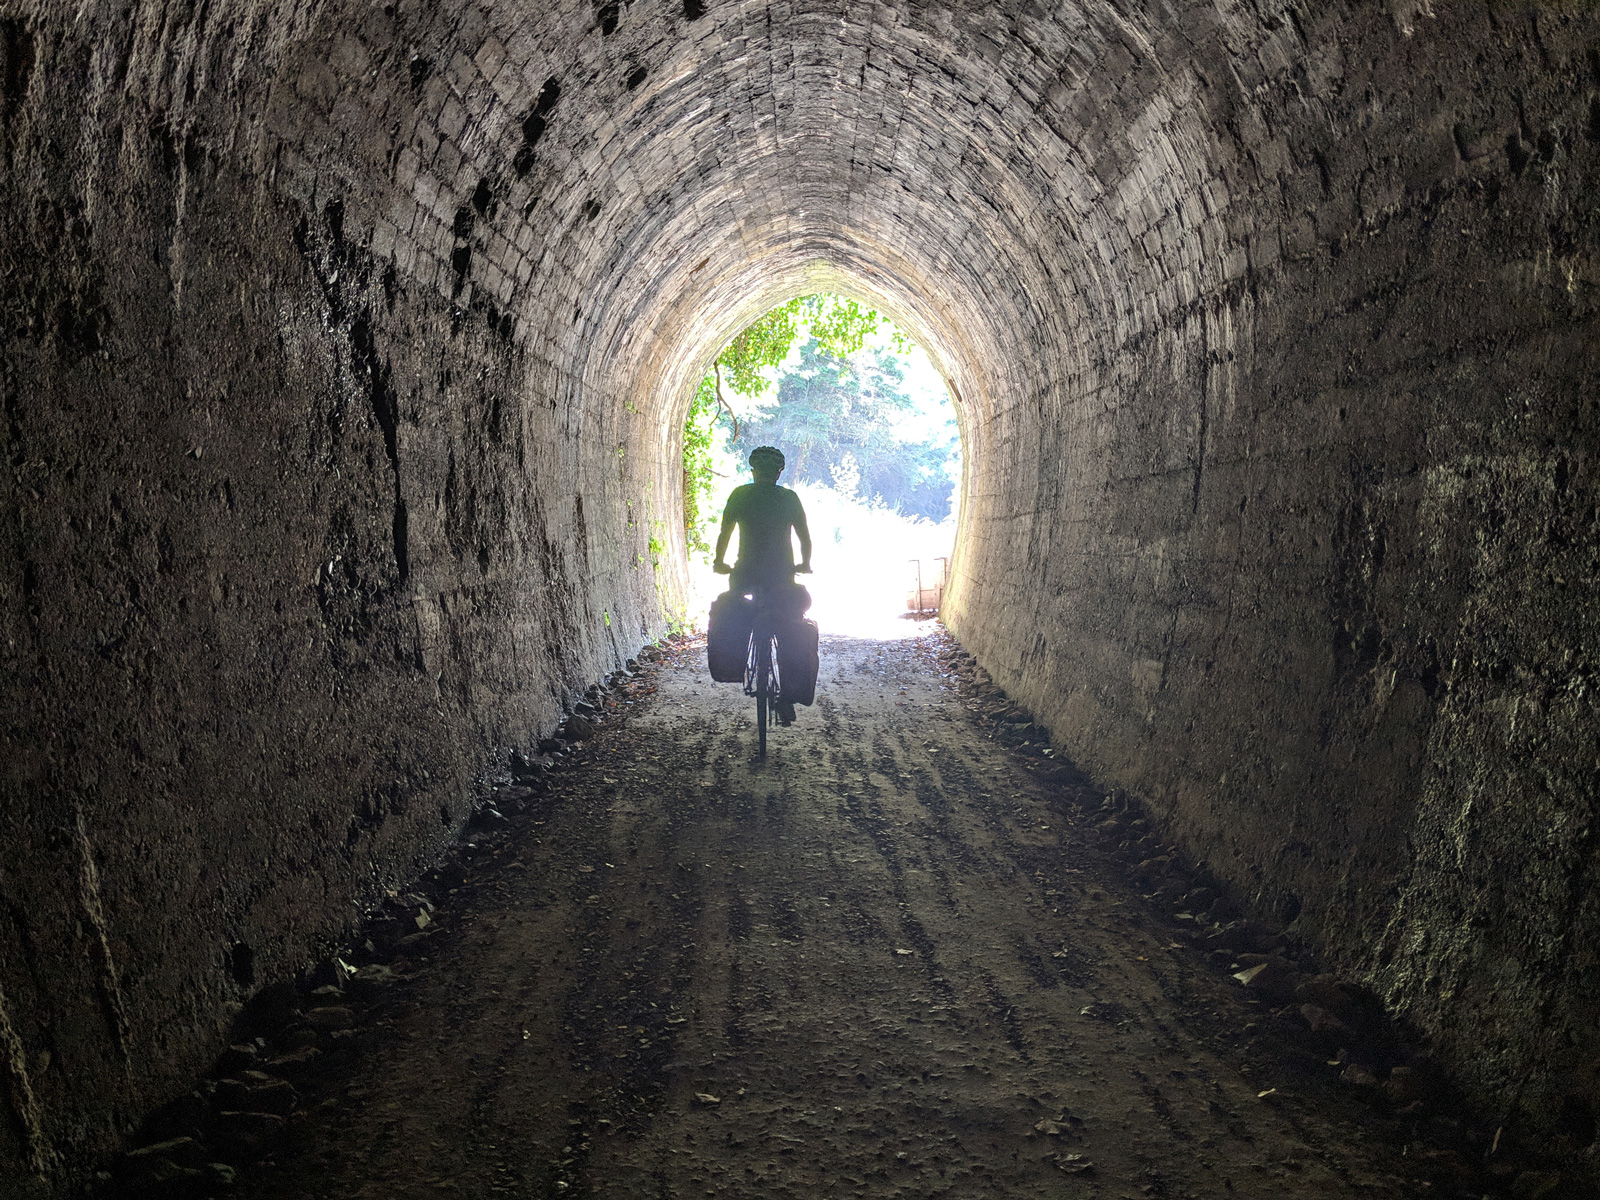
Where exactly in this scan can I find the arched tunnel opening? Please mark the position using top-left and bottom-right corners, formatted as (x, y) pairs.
(2, 0), (1598, 1195)
(678, 290), (964, 637)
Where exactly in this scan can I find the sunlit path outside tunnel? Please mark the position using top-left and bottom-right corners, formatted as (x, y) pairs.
(786, 484), (955, 641)
(687, 483), (956, 642)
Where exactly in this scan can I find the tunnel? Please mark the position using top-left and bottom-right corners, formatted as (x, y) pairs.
(2, 0), (1598, 1191)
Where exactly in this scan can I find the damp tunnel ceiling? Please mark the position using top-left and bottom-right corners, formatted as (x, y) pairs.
(4, 0), (1600, 1188)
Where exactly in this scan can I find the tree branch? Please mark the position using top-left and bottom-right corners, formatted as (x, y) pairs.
(713, 361), (740, 440)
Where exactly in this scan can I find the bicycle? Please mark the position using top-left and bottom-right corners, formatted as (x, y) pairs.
(744, 592), (786, 760)
(709, 568), (813, 759)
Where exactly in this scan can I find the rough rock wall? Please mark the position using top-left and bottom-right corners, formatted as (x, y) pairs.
(2, 0), (1598, 1189)
(0, 0), (677, 1190)
(945, 0), (1600, 1142)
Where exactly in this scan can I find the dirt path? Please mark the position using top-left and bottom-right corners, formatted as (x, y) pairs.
(227, 631), (1428, 1200)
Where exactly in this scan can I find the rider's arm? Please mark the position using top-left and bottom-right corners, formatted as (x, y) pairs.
(713, 492), (739, 571)
(793, 500), (813, 572)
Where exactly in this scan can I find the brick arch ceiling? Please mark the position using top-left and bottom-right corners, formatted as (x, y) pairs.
(238, 0), (1257, 639)
(268, 0), (1248, 514)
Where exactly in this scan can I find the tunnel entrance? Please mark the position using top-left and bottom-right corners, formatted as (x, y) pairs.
(681, 294), (962, 638)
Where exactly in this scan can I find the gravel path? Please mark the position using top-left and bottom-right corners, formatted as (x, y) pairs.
(229, 630), (1425, 1200)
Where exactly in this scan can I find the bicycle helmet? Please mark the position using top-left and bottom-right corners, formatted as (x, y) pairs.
(749, 445), (786, 471)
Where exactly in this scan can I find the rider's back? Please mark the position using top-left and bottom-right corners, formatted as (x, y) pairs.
(724, 481), (805, 588)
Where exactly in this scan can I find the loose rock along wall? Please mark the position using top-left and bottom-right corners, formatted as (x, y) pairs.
(1, 0), (1598, 1190)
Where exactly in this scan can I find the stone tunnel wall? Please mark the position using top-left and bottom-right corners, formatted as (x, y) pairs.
(943, 0), (1600, 1138)
(1, 0), (1599, 1190)
(0, 0), (683, 1188)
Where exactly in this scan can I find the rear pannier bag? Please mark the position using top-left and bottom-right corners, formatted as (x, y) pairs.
(777, 618), (820, 706)
(707, 591), (753, 682)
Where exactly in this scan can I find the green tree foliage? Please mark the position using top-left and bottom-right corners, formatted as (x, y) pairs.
(683, 295), (889, 548)
(681, 373), (722, 554)
(719, 294), (900, 396)
(681, 294), (953, 546)
(730, 341), (959, 521)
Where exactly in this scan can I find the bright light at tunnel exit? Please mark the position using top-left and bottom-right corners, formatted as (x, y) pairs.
(684, 300), (960, 641)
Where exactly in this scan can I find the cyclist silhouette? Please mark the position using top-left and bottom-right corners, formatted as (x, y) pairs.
(713, 446), (813, 724)
(713, 446), (812, 594)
